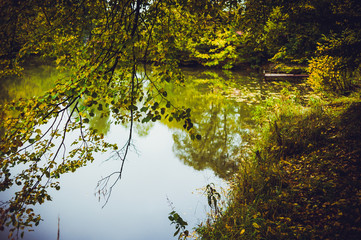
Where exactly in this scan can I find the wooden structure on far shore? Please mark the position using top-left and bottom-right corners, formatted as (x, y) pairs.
(263, 71), (309, 80)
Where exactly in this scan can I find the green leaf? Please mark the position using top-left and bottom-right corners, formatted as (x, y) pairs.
(140, 106), (148, 112)
(51, 93), (59, 100)
(151, 102), (159, 110)
(129, 105), (138, 111)
(142, 117), (151, 123)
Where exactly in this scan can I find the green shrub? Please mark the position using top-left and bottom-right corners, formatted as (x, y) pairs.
(307, 55), (355, 94)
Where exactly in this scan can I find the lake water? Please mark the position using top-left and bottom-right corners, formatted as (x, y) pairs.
(0, 66), (308, 239)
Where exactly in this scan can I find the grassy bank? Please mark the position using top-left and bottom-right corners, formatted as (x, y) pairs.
(196, 90), (361, 239)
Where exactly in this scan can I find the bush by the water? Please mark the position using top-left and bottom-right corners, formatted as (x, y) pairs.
(307, 55), (358, 94)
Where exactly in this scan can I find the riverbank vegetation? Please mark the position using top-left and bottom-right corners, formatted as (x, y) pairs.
(196, 88), (361, 239)
(1, 0), (361, 239)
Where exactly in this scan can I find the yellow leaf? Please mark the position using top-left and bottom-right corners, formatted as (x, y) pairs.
(240, 229), (245, 235)
(253, 222), (260, 229)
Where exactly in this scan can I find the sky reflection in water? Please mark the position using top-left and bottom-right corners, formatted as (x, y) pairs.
(1, 121), (225, 240)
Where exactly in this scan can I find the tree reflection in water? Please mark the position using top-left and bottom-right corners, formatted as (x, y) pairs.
(159, 69), (259, 180)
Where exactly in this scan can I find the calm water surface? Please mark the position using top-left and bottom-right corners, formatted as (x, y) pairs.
(0, 66), (308, 239)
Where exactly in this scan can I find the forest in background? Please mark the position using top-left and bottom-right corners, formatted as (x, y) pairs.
(2, 0), (361, 74)
(1, 0), (361, 239)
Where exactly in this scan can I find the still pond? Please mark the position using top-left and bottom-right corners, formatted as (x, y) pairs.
(0, 66), (308, 239)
